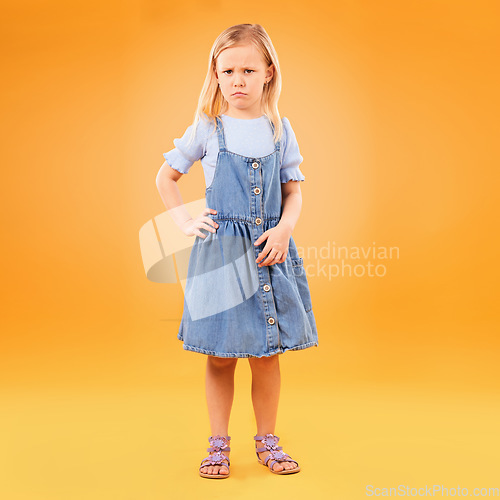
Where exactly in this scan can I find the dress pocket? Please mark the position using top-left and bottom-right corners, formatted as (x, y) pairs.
(290, 257), (313, 313)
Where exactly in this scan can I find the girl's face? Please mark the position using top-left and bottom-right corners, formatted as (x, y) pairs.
(215, 43), (274, 117)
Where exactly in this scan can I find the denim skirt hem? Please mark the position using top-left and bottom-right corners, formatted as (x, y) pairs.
(178, 337), (319, 358)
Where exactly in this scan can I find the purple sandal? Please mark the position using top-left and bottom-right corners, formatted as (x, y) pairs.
(199, 435), (231, 479)
(254, 433), (301, 474)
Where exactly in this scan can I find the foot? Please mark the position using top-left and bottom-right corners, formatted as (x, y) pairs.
(255, 439), (299, 472)
(200, 449), (230, 476)
(200, 435), (231, 477)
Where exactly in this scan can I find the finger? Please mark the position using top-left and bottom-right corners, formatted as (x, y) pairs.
(202, 216), (219, 229)
(256, 245), (283, 264)
(199, 221), (217, 233)
(204, 207), (218, 215)
(270, 252), (283, 265)
(194, 228), (207, 238)
(274, 252), (286, 264)
(254, 230), (268, 246)
(273, 253), (283, 264)
(256, 247), (270, 264)
(258, 251), (281, 267)
(258, 256), (274, 267)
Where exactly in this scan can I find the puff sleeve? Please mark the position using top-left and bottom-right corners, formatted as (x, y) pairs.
(163, 120), (207, 174)
(280, 117), (306, 183)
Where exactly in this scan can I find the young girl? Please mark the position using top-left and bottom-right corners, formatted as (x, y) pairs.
(156, 24), (318, 479)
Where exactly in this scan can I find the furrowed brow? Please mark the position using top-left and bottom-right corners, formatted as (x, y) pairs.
(221, 66), (258, 70)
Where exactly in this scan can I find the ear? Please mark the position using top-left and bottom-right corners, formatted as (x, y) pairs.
(266, 64), (275, 81)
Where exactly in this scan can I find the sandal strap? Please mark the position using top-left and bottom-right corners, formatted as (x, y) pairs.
(254, 433), (279, 441)
(254, 433), (281, 451)
(256, 445), (282, 453)
(200, 451), (231, 468)
(207, 435), (231, 452)
(264, 450), (298, 470)
(265, 450), (293, 462)
(208, 446), (231, 452)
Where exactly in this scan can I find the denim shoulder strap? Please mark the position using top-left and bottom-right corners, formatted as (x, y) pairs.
(215, 116), (227, 152)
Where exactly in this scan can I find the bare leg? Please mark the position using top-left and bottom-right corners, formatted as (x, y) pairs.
(199, 355), (237, 476)
(248, 354), (298, 471)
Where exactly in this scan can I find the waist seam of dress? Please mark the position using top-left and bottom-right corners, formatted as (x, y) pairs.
(207, 216), (281, 222)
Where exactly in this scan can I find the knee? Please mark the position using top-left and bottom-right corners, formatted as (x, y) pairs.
(207, 355), (238, 369)
(248, 353), (280, 370)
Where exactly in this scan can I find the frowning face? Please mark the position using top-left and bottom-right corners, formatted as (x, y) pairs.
(215, 43), (274, 118)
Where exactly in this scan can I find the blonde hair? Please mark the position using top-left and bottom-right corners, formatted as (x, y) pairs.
(186, 23), (283, 147)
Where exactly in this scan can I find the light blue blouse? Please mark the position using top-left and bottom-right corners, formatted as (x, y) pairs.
(163, 114), (306, 189)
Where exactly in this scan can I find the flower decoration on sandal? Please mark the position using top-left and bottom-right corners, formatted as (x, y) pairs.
(209, 435), (230, 451)
(260, 433), (280, 450)
(203, 450), (227, 466)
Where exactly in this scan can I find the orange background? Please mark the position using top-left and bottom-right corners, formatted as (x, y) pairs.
(1, 1), (499, 498)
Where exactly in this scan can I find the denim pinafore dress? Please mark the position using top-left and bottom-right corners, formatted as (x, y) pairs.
(177, 115), (319, 358)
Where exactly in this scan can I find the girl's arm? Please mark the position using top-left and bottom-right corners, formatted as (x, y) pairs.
(278, 180), (303, 233)
(156, 161), (193, 228)
(156, 161), (218, 238)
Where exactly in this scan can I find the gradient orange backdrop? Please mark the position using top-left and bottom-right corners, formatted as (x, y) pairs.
(2, 1), (499, 499)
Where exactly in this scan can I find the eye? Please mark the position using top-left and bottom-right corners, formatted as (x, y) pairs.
(222, 69), (255, 75)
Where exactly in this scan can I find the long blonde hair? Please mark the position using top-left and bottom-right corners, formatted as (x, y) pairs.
(186, 23), (283, 147)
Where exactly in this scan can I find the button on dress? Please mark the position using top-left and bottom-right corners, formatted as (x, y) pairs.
(177, 115), (319, 358)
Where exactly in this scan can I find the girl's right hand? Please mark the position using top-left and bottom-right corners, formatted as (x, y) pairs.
(180, 208), (219, 238)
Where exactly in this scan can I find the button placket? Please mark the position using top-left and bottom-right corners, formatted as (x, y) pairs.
(250, 158), (279, 350)
(252, 160), (262, 225)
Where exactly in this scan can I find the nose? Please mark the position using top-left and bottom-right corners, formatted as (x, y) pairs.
(233, 74), (244, 86)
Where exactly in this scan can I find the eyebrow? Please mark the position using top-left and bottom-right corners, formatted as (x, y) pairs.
(221, 66), (258, 70)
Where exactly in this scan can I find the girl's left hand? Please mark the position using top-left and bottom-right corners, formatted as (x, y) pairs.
(254, 222), (293, 267)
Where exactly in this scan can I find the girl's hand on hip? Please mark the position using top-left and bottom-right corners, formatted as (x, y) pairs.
(254, 222), (292, 266)
(181, 208), (219, 238)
